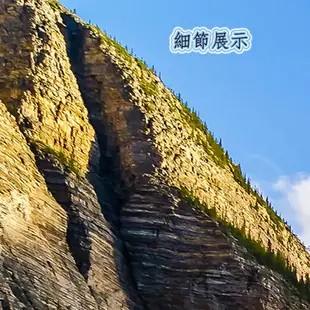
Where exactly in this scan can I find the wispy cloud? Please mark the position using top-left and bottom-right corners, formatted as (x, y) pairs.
(244, 154), (309, 246)
(272, 174), (310, 246)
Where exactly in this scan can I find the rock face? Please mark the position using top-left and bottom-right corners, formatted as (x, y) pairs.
(0, 0), (309, 309)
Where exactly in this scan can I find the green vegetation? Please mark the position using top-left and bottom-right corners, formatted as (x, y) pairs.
(101, 36), (132, 62)
(30, 139), (81, 176)
(179, 186), (310, 302)
(36, 5), (309, 300)
(173, 94), (286, 230)
(86, 25), (163, 99)
(140, 79), (159, 98)
(48, 0), (62, 11)
(88, 25), (133, 63)
(87, 20), (297, 241)
(135, 57), (148, 71)
(64, 5), (305, 252)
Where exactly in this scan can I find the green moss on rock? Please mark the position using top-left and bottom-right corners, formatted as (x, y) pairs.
(179, 186), (310, 302)
(48, 0), (62, 11)
(30, 139), (81, 176)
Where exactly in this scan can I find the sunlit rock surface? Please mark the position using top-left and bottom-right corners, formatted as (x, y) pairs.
(0, 0), (309, 309)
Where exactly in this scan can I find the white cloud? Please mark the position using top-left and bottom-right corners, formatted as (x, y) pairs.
(272, 174), (310, 246)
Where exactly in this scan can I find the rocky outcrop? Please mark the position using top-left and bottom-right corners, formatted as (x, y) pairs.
(32, 147), (144, 310)
(59, 11), (310, 282)
(122, 180), (309, 310)
(0, 0), (309, 309)
(0, 100), (99, 309)
(0, 0), (94, 174)
(0, 1), (143, 309)
(59, 11), (310, 309)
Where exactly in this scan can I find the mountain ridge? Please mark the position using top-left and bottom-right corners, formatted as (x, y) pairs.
(0, 0), (308, 308)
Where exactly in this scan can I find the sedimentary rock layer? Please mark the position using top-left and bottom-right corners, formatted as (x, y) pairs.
(0, 1), (308, 309)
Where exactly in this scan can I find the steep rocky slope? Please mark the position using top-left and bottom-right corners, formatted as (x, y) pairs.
(0, 0), (309, 309)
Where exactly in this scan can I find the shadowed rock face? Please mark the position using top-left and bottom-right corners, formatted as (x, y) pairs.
(0, 100), (99, 310)
(0, 1), (309, 309)
(0, 1), (143, 309)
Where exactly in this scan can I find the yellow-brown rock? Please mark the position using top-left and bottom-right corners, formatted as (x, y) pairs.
(0, 0), (309, 309)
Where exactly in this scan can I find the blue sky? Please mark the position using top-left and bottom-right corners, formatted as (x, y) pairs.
(61, 0), (310, 245)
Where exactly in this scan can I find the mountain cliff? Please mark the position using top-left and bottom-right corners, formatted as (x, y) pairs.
(0, 0), (309, 309)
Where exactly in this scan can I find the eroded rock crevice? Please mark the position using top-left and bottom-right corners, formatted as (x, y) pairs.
(29, 149), (92, 280)
(59, 13), (255, 310)
(0, 1), (309, 309)
(58, 12), (310, 310)
(0, 2), (143, 309)
(0, 100), (99, 309)
(59, 13), (148, 310)
(29, 138), (144, 309)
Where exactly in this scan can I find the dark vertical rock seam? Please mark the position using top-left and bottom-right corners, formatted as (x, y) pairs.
(57, 12), (310, 310)
(28, 149), (92, 280)
(57, 13), (147, 310)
